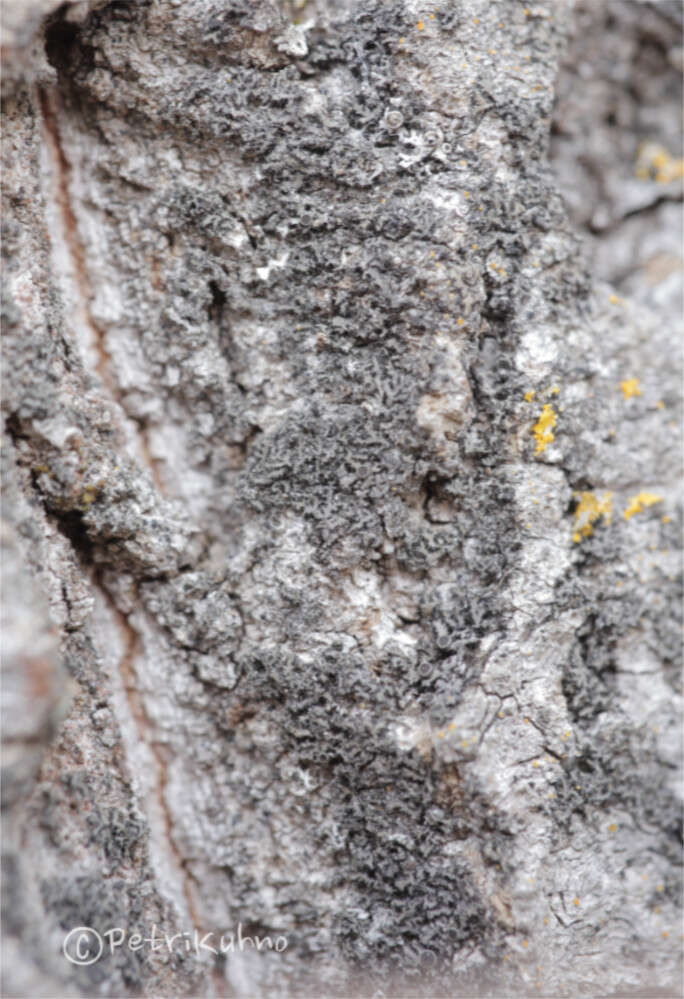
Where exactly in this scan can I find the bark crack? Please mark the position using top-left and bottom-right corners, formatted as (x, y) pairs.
(102, 580), (207, 939)
(37, 84), (167, 496)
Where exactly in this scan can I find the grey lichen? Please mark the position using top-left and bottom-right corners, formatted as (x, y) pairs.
(1, 1), (681, 997)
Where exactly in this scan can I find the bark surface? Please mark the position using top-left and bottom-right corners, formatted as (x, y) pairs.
(2, 2), (682, 997)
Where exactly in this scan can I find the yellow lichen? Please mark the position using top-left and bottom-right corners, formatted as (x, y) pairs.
(524, 389), (535, 402)
(635, 142), (684, 184)
(532, 403), (556, 454)
(620, 378), (642, 399)
(572, 491), (613, 543)
(623, 492), (663, 520)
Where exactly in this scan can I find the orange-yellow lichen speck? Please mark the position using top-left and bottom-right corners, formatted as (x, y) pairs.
(635, 142), (684, 183)
(524, 390), (535, 402)
(623, 491), (663, 520)
(416, 20), (425, 31)
(572, 490), (613, 543)
(620, 378), (642, 400)
(532, 403), (556, 455)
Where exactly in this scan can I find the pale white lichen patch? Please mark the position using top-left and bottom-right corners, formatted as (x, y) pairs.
(341, 568), (418, 649)
(256, 251), (289, 282)
(416, 341), (472, 449)
(392, 715), (432, 755)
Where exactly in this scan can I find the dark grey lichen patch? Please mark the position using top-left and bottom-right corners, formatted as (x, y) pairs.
(218, 643), (512, 988)
(41, 874), (147, 993)
(140, 571), (242, 654)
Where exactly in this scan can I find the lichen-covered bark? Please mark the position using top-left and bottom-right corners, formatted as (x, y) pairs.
(2, 2), (682, 997)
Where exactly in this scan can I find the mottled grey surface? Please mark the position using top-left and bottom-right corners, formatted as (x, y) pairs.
(1, 1), (682, 997)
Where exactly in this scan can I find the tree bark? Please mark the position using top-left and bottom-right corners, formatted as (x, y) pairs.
(2, 2), (681, 996)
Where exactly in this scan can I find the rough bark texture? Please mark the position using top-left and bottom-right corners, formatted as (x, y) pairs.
(1, 1), (682, 997)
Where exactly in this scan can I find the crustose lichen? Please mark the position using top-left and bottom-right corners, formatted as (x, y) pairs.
(533, 404), (556, 455)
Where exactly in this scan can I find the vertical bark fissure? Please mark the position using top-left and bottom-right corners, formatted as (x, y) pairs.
(37, 83), (167, 496)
